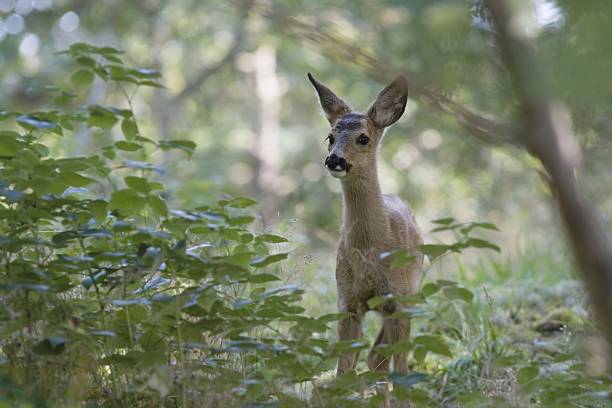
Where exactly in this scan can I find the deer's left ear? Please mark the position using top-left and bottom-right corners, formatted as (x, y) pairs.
(367, 75), (408, 129)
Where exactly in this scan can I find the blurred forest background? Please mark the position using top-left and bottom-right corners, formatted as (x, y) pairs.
(1, 0), (612, 406)
(4, 0), (611, 255)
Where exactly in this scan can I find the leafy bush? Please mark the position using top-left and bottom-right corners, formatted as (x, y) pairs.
(1, 44), (609, 408)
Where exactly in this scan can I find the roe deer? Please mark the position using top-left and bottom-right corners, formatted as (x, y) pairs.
(308, 73), (423, 377)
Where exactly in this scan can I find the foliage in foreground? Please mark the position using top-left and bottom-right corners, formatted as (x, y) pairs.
(0, 44), (610, 407)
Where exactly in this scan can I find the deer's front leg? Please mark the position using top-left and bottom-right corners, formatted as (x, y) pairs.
(336, 256), (362, 374)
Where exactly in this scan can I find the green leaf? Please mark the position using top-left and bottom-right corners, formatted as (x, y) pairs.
(0, 131), (22, 156)
(367, 294), (394, 309)
(57, 172), (96, 187)
(421, 282), (439, 297)
(121, 118), (139, 140)
(414, 335), (452, 358)
(131, 68), (161, 78)
(419, 244), (450, 259)
(389, 372), (429, 388)
(110, 189), (146, 213)
(115, 141), (142, 151)
(517, 365), (539, 385)
(465, 238), (501, 252)
(82, 271), (106, 290)
(228, 216), (255, 226)
(432, 217), (455, 225)
(33, 336), (68, 355)
(16, 114), (63, 135)
(459, 222), (499, 234)
(442, 286), (474, 303)
(88, 106), (118, 129)
(247, 273), (281, 283)
(124, 176), (150, 193)
(121, 160), (163, 173)
(158, 139), (196, 156)
(256, 234), (288, 243)
(250, 253), (288, 268)
(148, 194), (167, 217)
(219, 196), (258, 208)
(71, 69), (95, 88)
(140, 330), (165, 353)
(380, 249), (416, 269)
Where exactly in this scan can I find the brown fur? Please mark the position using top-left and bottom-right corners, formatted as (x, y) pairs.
(308, 73), (423, 376)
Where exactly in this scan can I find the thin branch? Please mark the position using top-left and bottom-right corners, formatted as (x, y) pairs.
(237, 0), (518, 146)
(485, 0), (612, 351)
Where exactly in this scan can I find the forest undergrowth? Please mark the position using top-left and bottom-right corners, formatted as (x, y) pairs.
(0, 44), (610, 408)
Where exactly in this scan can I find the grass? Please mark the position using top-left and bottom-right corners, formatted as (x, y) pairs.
(296, 247), (610, 407)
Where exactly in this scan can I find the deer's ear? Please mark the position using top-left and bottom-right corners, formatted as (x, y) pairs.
(367, 75), (408, 128)
(307, 73), (352, 124)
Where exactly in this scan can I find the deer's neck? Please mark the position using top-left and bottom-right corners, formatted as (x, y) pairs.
(340, 169), (389, 248)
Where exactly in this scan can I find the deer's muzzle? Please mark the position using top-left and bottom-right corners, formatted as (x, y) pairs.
(325, 154), (351, 178)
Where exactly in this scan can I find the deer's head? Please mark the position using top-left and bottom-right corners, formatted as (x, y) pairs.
(308, 73), (408, 179)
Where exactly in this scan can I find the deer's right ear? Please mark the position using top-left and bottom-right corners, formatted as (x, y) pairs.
(307, 73), (352, 124)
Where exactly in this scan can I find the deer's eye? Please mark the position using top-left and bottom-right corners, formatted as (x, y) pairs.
(357, 134), (369, 145)
(326, 134), (335, 145)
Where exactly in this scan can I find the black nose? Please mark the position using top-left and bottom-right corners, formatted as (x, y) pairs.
(325, 153), (348, 171)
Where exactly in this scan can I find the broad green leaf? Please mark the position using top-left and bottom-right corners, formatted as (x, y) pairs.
(147, 194), (167, 217)
(389, 372), (429, 388)
(228, 216), (255, 226)
(32, 336), (68, 355)
(442, 286), (474, 303)
(250, 253), (288, 268)
(71, 69), (95, 87)
(432, 217), (455, 225)
(115, 141), (142, 151)
(247, 273), (281, 283)
(0, 131), (22, 156)
(16, 114), (63, 135)
(124, 176), (150, 193)
(219, 196), (258, 208)
(121, 160), (163, 173)
(367, 294), (394, 309)
(256, 234), (288, 243)
(421, 282), (439, 297)
(414, 335), (452, 358)
(419, 244), (450, 259)
(465, 238), (501, 252)
(459, 222), (500, 234)
(57, 172), (96, 187)
(158, 140), (196, 156)
(380, 249), (416, 269)
(140, 330), (165, 353)
(110, 189), (146, 213)
(88, 106), (118, 129)
(121, 118), (139, 140)
(517, 365), (539, 385)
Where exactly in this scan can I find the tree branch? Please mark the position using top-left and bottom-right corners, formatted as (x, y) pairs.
(484, 0), (612, 351)
(239, 0), (518, 146)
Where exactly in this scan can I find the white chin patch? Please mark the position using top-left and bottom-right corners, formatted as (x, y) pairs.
(329, 169), (347, 178)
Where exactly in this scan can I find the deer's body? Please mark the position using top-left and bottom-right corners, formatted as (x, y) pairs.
(308, 73), (423, 376)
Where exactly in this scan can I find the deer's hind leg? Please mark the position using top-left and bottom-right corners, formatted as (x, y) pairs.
(367, 322), (390, 372)
(367, 314), (411, 374)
